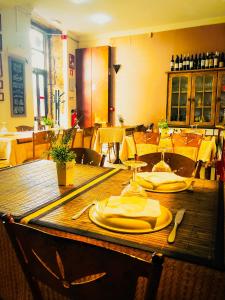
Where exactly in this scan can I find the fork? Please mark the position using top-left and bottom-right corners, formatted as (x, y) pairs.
(71, 201), (97, 220)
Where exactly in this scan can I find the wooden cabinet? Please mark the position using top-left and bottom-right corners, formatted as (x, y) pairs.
(167, 68), (225, 127)
(76, 46), (111, 128)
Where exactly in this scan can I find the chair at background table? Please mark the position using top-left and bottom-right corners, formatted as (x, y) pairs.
(71, 147), (105, 167)
(82, 127), (96, 148)
(133, 132), (161, 156)
(16, 125), (34, 132)
(62, 127), (77, 149)
(171, 132), (203, 161)
(32, 131), (54, 160)
(137, 152), (201, 178)
(3, 215), (164, 300)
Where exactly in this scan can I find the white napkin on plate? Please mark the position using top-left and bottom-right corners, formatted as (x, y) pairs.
(96, 196), (161, 219)
(137, 172), (186, 187)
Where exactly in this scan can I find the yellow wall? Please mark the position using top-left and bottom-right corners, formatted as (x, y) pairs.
(80, 23), (225, 127)
(0, 7), (34, 131)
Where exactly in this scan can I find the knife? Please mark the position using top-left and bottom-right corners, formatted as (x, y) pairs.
(168, 208), (186, 243)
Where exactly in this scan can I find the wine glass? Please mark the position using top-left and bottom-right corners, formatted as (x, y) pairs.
(123, 160), (147, 182)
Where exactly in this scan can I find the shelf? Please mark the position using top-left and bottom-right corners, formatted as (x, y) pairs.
(166, 67), (225, 74)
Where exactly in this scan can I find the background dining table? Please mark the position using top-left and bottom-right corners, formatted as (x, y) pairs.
(0, 159), (224, 300)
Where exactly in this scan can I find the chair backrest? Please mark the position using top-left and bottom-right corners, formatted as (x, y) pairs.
(133, 132), (161, 145)
(82, 127), (95, 148)
(62, 128), (77, 148)
(32, 131), (53, 159)
(137, 152), (201, 177)
(171, 132), (203, 161)
(3, 216), (164, 300)
(16, 125), (33, 132)
(135, 124), (147, 132)
(71, 147), (105, 167)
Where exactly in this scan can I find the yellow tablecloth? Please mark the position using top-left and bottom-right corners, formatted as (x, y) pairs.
(94, 127), (126, 153)
(120, 135), (217, 162)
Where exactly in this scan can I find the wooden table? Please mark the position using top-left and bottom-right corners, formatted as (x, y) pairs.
(0, 161), (224, 300)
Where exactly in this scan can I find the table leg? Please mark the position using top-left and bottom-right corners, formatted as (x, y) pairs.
(113, 142), (122, 164)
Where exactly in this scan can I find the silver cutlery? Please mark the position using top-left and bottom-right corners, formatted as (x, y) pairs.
(71, 201), (97, 220)
(168, 208), (186, 243)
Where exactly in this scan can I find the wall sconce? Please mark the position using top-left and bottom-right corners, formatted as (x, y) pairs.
(113, 64), (121, 73)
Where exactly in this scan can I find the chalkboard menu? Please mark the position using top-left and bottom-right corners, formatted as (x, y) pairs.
(8, 56), (26, 116)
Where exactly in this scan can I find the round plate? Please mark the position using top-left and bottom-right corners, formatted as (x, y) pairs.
(136, 176), (193, 193)
(89, 202), (172, 234)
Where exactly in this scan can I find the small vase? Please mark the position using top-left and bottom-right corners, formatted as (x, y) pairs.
(56, 160), (75, 186)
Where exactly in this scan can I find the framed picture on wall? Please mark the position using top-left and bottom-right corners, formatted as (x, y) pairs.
(69, 54), (75, 69)
(0, 79), (3, 89)
(0, 92), (4, 101)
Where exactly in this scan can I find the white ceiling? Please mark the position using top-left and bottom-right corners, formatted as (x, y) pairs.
(1, 0), (225, 40)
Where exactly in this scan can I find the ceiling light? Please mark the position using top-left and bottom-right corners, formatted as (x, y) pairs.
(70, 0), (90, 4)
(90, 13), (112, 25)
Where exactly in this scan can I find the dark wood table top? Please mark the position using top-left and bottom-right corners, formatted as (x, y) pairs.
(0, 160), (113, 220)
(25, 168), (224, 270)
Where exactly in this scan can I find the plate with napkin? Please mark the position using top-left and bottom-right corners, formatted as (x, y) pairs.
(89, 196), (172, 233)
(136, 172), (193, 193)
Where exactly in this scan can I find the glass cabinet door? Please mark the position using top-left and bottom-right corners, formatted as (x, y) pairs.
(216, 71), (225, 125)
(190, 72), (217, 126)
(167, 74), (191, 125)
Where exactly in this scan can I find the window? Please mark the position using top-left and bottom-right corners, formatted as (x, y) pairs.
(30, 26), (48, 120)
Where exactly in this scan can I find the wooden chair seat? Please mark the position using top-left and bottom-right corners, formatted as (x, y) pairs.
(71, 148), (105, 167)
(3, 215), (164, 300)
(16, 125), (34, 132)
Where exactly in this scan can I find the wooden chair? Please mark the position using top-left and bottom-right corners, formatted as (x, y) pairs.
(32, 131), (54, 160)
(71, 147), (106, 167)
(171, 132), (203, 161)
(3, 215), (164, 300)
(62, 127), (77, 148)
(137, 152), (202, 178)
(133, 131), (161, 156)
(16, 125), (34, 131)
(82, 127), (96, 148)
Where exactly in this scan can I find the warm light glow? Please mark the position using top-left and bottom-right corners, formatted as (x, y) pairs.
(90, 13), (112, 25)
(70, 0), (90, 4)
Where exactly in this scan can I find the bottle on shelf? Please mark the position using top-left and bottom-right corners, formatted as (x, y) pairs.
(179, 54), (183, 70)
(193, 54), (198, 69)
(205, 52), (209, 69)
(219, 52), (225, 68)
(189, 54), (194, 70)
(197, 53), (202, 69)
(170, 55), (174, 71)
(201, 53), (206, 69)
(209, 52), (214, 68)
(183, 54), (186, 70)
(186, 53), (190, 70)
(175, 55), (179, 71)
(214, 51), (219, 68)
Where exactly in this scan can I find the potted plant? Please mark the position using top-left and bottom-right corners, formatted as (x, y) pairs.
(49, 134), (76, 186)
(41, 117), (54, 130)
(158, 119), (169, 137)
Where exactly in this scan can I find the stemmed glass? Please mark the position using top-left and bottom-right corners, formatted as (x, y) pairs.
(123, 160), (147, 182)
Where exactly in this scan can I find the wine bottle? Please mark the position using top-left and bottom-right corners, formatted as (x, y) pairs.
(219, 52), (225, 68)
(186, 53), (190, 70)
(170, 55), (174, 71)
(213, 51), (219, 68)
(183, 54), (186, 70)
(179, 54), (183, 70)
(197, 53), (202, 69)
(175, 55), (179, 71)
(209, 52), (214, 68)
(201, 53), (205, 69)
(205, 52), (209, 68)
(189, 54), (194, 70)
(193, 54), (198, 69)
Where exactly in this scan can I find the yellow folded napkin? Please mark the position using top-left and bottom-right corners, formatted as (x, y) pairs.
(137, 172), (186, 187)
(96, 196), (161, 220)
